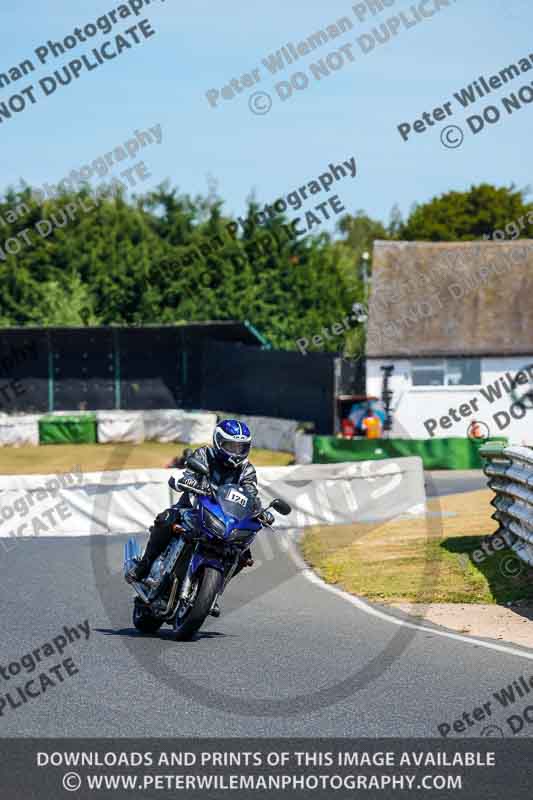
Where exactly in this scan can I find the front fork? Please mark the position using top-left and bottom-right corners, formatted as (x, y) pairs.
(178, 543), (239, 601)
(221, 552), (240, 593)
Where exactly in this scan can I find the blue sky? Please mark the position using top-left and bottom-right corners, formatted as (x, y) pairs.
(1, 0), (531, 235)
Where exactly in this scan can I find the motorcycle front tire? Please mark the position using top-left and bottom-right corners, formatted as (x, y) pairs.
(173, 567), (222, 641)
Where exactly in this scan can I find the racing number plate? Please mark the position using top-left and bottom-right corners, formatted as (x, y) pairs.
(226, 489), (247, 508)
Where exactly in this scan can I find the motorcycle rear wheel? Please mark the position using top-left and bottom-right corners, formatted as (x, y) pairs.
(173, 567), (221, 641)
(133, 598), (163, 634)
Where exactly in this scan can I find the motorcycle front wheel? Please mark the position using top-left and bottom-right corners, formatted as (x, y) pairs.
(133, 598), (163, 634)
(173, 567), (222, 641)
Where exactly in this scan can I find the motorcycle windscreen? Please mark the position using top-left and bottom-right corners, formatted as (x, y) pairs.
(216, 484), (261, 521)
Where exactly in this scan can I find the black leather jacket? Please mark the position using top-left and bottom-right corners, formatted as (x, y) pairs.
(176, 446), (258, 508)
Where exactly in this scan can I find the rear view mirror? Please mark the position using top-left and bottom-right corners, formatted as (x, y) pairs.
(271, 498), (292, 516)
(185, 455), (209, 476)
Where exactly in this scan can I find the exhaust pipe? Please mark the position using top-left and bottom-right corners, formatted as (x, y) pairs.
(124, 537), (141, 578)
(130, 581), (151, 605)
(124, 537), (153, 605)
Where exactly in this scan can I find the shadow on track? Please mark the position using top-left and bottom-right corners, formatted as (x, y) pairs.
(94, 626), (232, 642)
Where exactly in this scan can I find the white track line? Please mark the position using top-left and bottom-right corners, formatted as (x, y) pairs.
(284, 533), (533, 663)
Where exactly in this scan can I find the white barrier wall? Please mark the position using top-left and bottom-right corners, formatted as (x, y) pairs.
(94, 409), (217, 445)
(0, 458), (425, 541)
(257, 458), (425, 528)
(216, 414), (302, 453)
(0, 469), (170, 542)
(177, 412), (218, 445)
(0, 410), (217, 447)
(294, 432), (314, 464)
(0, 410), (299, 449)
(0, 415), (40, 447)
(96, 411), (145, 444)
(144, 410), (188, 443)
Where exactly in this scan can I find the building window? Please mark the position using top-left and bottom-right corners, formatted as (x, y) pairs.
(411, 359), (445, 386)
(411, 358), (481, 387)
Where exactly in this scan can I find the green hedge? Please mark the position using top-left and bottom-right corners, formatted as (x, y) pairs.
(313, 436), (509, 470)
(39, 414), (97, 445)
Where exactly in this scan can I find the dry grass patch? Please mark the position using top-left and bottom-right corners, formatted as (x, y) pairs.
(301, 489), (533, 605)
(0, 442), (293, 475)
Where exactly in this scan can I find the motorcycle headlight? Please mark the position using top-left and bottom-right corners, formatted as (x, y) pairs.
(228, 528), (255, 543)
(203, 508), (226, 538)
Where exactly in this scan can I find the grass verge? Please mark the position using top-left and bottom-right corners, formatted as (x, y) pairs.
(0, 442), (293, 474)
(301, 489), (533, 605)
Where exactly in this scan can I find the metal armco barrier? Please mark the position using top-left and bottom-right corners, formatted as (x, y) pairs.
(480, 442), (533, 565)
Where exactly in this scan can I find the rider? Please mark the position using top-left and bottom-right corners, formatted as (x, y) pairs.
(127, 419), (267, 585)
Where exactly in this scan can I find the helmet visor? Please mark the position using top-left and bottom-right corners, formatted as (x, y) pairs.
(222, 440), (250, 458)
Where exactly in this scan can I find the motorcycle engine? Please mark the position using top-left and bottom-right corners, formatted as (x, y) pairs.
(145, 538), (185, 591)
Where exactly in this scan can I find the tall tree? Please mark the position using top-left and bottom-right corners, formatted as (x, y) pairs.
(0, 186), (362, 353)
(399, 184), (533, 240)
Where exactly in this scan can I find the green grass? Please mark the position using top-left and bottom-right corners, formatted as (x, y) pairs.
(301, 490), (533, 605)
(0, 442), (294, 475)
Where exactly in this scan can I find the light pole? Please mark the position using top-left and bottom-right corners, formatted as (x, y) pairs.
(360, 250), (370, 301)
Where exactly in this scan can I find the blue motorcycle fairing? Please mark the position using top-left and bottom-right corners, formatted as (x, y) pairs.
(200, 493), (262, 539)
(201, 495), (228, 527)
(182, 484), (264, 587)
(233, 516), (262, 532)
(186, 550), (225, 579)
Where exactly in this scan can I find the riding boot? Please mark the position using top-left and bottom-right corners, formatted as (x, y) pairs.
(129, 518), (176, 582)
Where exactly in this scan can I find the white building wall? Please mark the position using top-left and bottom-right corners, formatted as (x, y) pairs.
(367, 356), (533, 444)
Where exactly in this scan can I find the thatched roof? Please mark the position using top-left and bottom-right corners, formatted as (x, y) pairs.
(366, 240), (533, 358)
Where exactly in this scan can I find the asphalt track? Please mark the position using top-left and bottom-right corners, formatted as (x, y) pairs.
(2, 496), (533, 739)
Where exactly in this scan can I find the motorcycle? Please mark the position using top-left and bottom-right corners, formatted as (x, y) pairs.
(123, 455), (292, 640)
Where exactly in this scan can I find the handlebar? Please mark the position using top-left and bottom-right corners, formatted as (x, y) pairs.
(176, 480), (209, 496)
(168, 476), (291, 520)
(169, 475), (213, 497)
